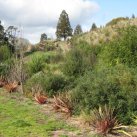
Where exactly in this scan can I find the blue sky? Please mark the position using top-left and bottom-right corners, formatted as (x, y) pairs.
(93, 0), (137, 26)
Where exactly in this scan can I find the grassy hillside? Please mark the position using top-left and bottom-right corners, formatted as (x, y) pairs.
(72, 18), (137, 46)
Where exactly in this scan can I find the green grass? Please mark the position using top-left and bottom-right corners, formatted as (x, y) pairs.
(0, 89), (76, 137)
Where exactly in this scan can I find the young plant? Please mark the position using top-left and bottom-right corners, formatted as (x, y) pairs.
(34, 92), (48, 104)
(90, 105), (131, 136)
(4, 81), (18, 93)
(52, 92), (73, 116)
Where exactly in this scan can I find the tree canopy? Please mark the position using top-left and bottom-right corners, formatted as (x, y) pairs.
(40, 33), (47, 42)
(56, 10), (72, 40)
(90, 23), (97, 31)
(74, 24), (83, 35)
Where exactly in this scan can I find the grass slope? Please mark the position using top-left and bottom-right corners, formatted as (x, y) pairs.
(0, 89), (76, 137)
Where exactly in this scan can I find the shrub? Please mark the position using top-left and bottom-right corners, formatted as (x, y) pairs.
(62, 42), (100, 78)
(24, 72), (69, 97)
(62, 48), (85, 78)
(41, 73), (69, 96)
(53, 92), (73, 116)
(0, 45), (11, 62)
(90, 105), (122, 135)
(99, 25), (137, 68)
(71, 64), (137, 124)
(0, 59), (13, 80)
(43, 52), (64, 64)
(26, 55), (45, 76)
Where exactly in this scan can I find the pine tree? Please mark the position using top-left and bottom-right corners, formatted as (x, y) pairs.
(74, 24), (83, 35)
(56, 10), (72, 40)
(132, 14), (135, 19)
(90, 23), (97, 31)
(40, 33), (47, 42)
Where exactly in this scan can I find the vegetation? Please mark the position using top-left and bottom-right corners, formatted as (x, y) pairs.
(106, 17), (128, 26)
(0, 90), (77, 137)
(90, 23), (97, 31)
(74, 24), (83, 35)
(56, 10), (73, 40)
(1, 14), (137, 136)
(40, 33), (47, 42)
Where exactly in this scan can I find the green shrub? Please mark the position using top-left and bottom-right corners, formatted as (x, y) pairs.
(26, 55), (45, 76)
(41, 73), (69, 96)
(0, 45), (11, 62)
(0, 59), (13, 79)
(62, 42), (100, 78)
(100, 25), (137, 68)
(71, 64), (137, 124)
(62, 48), (85, 78)
(24, 72), (69, 97)
(43, 52), (64, 64)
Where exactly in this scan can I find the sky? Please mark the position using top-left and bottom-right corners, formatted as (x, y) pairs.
(0, 0), (137, 44)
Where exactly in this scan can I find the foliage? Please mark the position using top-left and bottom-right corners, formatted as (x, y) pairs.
(99, 25), (137, 68)
(74, 24), (83, 35)
(0, 59), (13, 80)
(0, 21), (4, 43)
(53, 92), (73, 116)
(90, 105), (132, 136)
(62, 41), (100, 78)
(90, 23), (97, 31)
(132, 14), (135, 19)
(90, 105), (120, 135)
(71, 64), (137, 124)
(133, 115), (137, 125)
(0, 45), (11, 62)
(26, 54), (45, 76)
(106, 17), (128, 26)
(56, 10), (73, 40)
(40, 33), (47, 42)
(34, 92), (48, 104)
(24, 72), (69, 97)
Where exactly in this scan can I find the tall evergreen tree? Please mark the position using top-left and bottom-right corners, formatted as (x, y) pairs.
(132, 14), (135, 19)
(74, 24), (83, 35)
(56, 10), (72, 40)
(90, 23), (97, 31)
(40, 33), (47, 42)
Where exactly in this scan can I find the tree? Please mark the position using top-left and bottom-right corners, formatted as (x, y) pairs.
(90, 23), (97, 31)
(132, 14), (135, 19)
(56, 10), (72, 40)
(40, 33), (47, 42)
(74, 24), (83, 35)
(0, 21), (4, 44)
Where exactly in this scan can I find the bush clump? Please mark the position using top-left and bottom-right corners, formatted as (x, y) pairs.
(24, 72), (69, 97)
(71, 64), (137, 124)
(26, 55), (45, 76)
(100, 25), (137, 68)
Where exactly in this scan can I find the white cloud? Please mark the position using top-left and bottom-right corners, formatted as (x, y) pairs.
(0, 0), (99, 43)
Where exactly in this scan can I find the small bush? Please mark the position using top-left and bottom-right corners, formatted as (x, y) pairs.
(90, 105), (120, 135)
(41, 73), (69, 96)
(0, 45), (11, 62)
(26, 55), (45, 76)
(24, 72), (69, 97)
